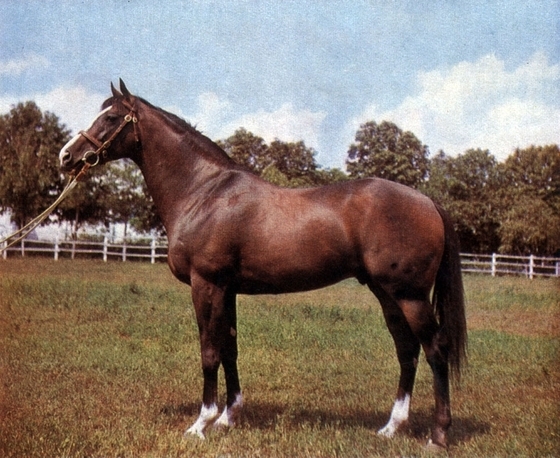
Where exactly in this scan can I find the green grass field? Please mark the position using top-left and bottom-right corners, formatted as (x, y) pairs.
(1, 259), (558, 457)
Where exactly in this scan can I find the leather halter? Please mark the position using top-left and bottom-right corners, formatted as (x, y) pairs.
(78, 101), (139, 166)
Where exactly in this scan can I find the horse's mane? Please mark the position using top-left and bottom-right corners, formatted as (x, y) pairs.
(102, 96), (238, 167)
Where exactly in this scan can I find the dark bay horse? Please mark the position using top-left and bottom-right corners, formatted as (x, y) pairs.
(59, 80), (467, 449)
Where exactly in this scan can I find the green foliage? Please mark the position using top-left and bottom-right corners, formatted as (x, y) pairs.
(0, 102), (70, 228)
(267, 139), (317, 183)
(219, 128), (346, 188)
(217, 127), (269, 174)
(423, 149), (503, 253)
(56, 160), (161, 239)
(56, 167), (114, 238)
(497, 145), (560, 255)
(346, 120), (429, 188)
(102, 160), (161, 237)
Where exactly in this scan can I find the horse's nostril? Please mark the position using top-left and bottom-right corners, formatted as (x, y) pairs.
(60, 151), (71, 165)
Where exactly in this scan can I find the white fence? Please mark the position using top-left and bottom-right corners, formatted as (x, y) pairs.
(460, 253), (560, 279)
(2, 238), (560, 278)
(1, 237), (168, 264)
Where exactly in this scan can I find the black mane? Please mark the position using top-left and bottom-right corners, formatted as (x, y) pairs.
(102, 95), (239, 168)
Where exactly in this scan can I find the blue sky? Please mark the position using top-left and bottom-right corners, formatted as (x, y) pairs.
(1, 0), (558, 169)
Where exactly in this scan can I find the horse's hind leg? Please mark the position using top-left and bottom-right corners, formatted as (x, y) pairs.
(398, 296), (451, 449)
(371, 284), (421, 438)
(214, 290), (243, 429)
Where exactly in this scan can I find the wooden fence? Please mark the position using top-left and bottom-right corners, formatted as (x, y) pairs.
(2, 238), (560, 278)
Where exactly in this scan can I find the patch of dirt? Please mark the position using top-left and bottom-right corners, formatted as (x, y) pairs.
(467, 309), (560, 338)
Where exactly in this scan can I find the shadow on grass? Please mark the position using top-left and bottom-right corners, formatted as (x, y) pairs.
(158, 400), (490, 445)
(403, 410), (491, 444)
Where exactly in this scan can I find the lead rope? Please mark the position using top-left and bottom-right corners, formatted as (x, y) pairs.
(0, 164), (91, 252)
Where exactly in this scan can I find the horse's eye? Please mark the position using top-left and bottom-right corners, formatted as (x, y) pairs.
(106, 114), (119, 121)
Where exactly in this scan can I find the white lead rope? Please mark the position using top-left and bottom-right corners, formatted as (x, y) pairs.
(0, 166), (89, 252)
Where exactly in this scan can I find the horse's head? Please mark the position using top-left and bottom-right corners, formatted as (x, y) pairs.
(59, 79), (140, 173)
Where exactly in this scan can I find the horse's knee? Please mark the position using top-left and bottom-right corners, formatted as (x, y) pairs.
(201, 347), (221, 374)
(398, 300), (438, 344)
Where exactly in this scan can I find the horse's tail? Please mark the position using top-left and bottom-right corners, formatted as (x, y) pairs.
(433, 204), (467, 382)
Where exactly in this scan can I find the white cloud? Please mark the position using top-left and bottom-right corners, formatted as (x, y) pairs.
(219, 103), (327, 150)
(181, 93), (327, 150)
(348, 52), (560, 161)
(35, 86), (106, 133)
(0, 54), (50, 76)
(0, 85), (106, 134)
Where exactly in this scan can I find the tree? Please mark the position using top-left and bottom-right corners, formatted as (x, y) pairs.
(56, 167), (114, 239)
(58, 160), (163, 239)
(219, 129), (337, 187)
(500, 144), (560, 212)
(313, 167), (349, 186)
(346, 120), (429, 188)
(217, 128), (269, 175)
(497, 145), (560, 255)
(267, 139), (318, 187)
(105, 161), (163, 237)
(424, 149), (503, 253)
(0, 102), (70, 229)
(498, 197), (560, 255)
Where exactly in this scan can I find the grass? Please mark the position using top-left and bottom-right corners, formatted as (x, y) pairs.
(0, 258), (558, 457)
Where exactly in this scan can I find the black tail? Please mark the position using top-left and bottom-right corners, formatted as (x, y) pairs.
(433, 204), (468, 381)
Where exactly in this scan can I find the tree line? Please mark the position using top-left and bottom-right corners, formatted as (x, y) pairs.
(1, 101), (558, 255)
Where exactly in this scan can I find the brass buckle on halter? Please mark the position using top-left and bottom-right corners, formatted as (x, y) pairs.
(82, 150), (100, 167)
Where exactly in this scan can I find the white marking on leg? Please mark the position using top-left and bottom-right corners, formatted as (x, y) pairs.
(185, 403), (219, 439)
(214, 392), (243, 429)
(378, 393), (411, 438)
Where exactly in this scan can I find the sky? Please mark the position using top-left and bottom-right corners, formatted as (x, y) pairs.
(0, 0), (558, 171)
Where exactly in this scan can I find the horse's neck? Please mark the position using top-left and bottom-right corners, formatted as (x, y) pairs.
(135, 109), (232, 228)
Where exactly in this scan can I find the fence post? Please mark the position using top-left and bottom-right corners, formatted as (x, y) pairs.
(103, 236), (108, 262)
(151, 238), (156, 264)
(54, 237), (59, 261)
(122, 240), (127, 262)
(529, 254), (534, 280)
(1, 241), (6, 260)
(21, 239), (25, 257)
(491, 253), (496, 277)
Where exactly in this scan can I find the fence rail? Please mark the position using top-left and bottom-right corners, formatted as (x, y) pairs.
(2, 238), (559, 278)
(2, 238), (168, 264)
(460, 253), (560, 279)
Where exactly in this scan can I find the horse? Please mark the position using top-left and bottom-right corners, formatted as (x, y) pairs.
(59, 80), (467, 449)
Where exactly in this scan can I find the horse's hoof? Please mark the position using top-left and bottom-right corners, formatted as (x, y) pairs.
(212, 418), (230, 430)
(184, 426), (206, 440)
(425, 439), (448, 453)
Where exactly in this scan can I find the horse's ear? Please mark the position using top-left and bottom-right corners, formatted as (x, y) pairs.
(119, 79), (132, 99)
(111, 82), (122, 98)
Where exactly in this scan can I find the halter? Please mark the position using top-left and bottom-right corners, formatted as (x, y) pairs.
(78, 100), (139, 167)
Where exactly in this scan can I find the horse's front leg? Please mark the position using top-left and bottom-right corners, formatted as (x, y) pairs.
(185, 274), (238, 439)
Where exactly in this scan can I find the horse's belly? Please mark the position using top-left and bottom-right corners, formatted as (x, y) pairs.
(236, 250), (357, 294)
